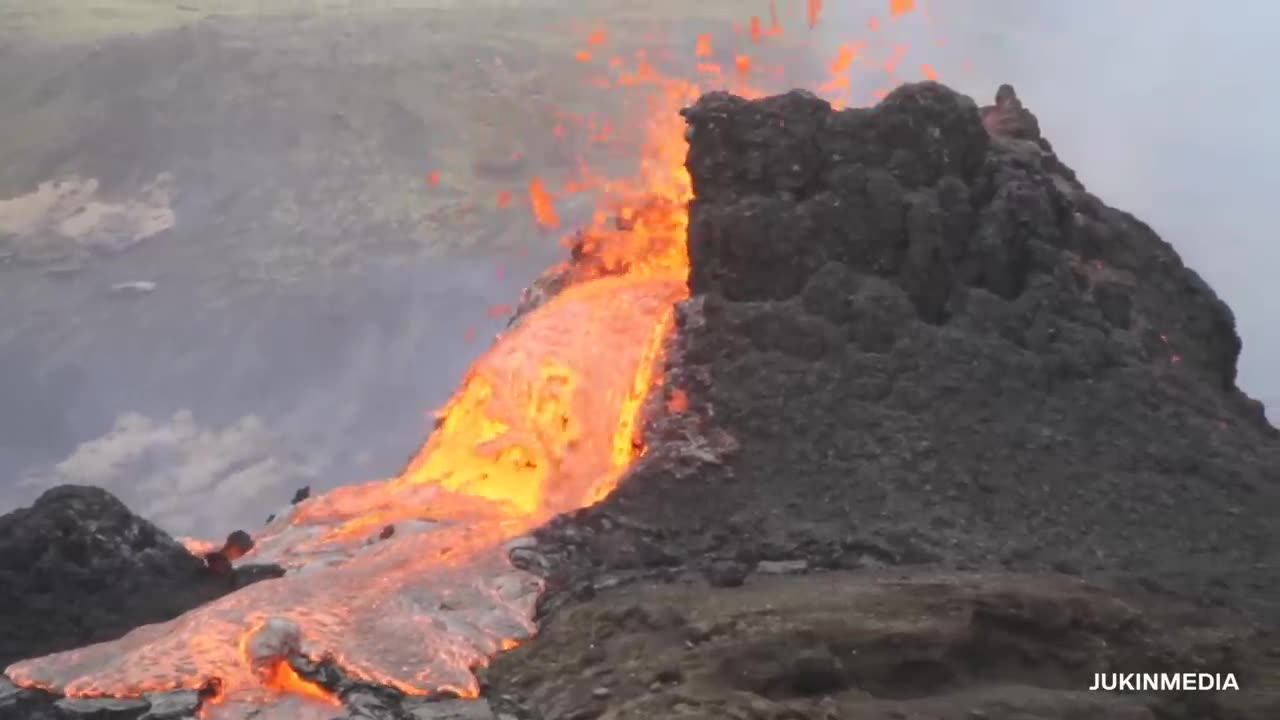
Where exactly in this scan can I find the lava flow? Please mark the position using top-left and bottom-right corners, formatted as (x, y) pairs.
(6, 0), (932, 712)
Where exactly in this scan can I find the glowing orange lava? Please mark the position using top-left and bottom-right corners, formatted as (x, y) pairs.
(6, 0), (928, 711)
(236, 622), (339, 707)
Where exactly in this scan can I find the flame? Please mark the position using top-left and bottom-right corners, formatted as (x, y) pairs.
(7, 0), (938, 711)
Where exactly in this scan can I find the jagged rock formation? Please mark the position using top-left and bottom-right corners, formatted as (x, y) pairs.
(0, 485), (282, 670)
(493, 83), (1280, 718)
(530, 81), (1280, 614)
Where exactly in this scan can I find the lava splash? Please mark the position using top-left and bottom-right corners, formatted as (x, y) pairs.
(6, 0), (933, 711)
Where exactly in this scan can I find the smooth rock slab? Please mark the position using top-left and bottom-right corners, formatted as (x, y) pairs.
(0, 674), (60, 720)
(402, 698), (497, 720)
(0, 677), (23, 709)
(139, 690), (200, 720)
(54, 696), (150, 720)
(754, 560), (808, 575)
(336, 689), (398, 720)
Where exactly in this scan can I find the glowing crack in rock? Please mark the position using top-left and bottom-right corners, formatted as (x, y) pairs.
(6, 1), (929, 712)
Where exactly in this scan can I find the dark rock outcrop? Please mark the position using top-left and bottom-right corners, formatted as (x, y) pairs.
(0, 485), (282, 669)
(489, 81), (1280, 720)
(532, 82), (1280, 623)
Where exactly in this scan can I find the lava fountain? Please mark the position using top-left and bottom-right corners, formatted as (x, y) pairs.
(6, 0), (932, 712)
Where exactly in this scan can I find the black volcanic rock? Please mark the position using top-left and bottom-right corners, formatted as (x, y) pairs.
(0, 485), (282, 669)
(534, 83), (1280, 622)
(489, 82), (1280, 720)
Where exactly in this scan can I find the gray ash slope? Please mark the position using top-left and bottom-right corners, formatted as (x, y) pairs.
(533, 82), (1280, 622)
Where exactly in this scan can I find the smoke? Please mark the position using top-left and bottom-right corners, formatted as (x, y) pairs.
(808, 0), (1278, 420)
(4, 251), (558, 538)
(0, 5), (576, 536)
(18, 411), (312, 539)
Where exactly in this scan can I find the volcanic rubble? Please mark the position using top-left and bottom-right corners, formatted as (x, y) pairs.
(4, 82), (1280, 720)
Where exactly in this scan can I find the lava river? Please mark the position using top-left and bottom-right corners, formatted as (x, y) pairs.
(6, 0), (931, 713)
(7, 270), (683, 706)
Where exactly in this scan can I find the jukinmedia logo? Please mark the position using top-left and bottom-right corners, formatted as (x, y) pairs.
(1089, 673), (1240, 692)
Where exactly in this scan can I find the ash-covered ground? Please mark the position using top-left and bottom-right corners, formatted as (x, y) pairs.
(4, 83), (1279, 720)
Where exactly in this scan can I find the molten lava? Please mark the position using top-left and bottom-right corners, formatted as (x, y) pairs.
(6, 0), (932, 712)
(7, 274), (684, 706)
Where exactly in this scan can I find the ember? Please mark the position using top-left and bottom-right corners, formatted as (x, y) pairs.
(6, 0), (930, 715)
